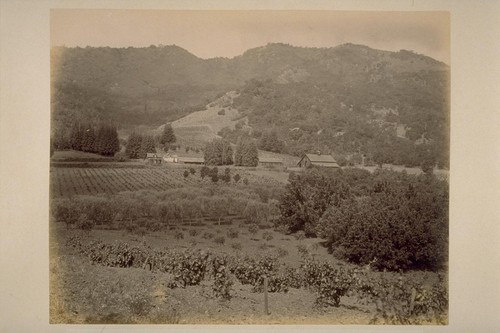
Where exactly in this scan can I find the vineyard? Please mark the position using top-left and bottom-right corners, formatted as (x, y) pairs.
(50, 164), (285, 197)
(50, 229), (448, 324)
(51, 167), (183, 197)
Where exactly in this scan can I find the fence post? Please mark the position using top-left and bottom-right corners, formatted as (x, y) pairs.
(264, 276), (269, 315)
(142, 255), (150, 270)
(409, 287), (417, 314)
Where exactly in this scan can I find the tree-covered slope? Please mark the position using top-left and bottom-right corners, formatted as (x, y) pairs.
(229, 44), (449, 168)
(51, 43), (449, 168)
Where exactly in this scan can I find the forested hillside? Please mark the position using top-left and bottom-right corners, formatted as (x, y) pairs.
(51, 43), (449, 168)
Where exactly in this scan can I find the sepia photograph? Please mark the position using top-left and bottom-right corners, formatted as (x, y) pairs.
(47, 9), (451, 325)
(3, 1), (500, 331)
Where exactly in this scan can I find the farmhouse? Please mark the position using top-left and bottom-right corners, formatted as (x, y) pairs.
(145, 153), (163, 165)
(259, 158), (283, 168)
(163, 154), (178, 163)
(178, 157), (205, 165)
(297, 153), (340, 169)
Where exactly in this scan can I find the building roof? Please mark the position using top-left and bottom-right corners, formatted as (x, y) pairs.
(304, 154), (337, 163)
(298, 153), (340, 168)
(259, 158), (283, 164)
(178, 157), (205, 163)
(312, 162), (340, 168)
(146, 153), (162, 158)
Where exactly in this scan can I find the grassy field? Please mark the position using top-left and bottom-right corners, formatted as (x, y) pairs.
(245, 169), (291, 184)
(161, 91), (246, 149)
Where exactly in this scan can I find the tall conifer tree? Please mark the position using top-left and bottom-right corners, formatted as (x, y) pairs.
(70, 121), (83, 151)
(235, 137), (258, 166)
(204, 138), (233, 165)
(95, 124), (120, 156)
(160, 123), (176, 144)
(139, 135), (156, 159)
(81, 123), (96, 152)
(125, 132), (143, 159)
(242, 141), (259, 166)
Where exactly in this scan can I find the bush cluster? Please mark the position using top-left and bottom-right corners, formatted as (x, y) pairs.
(228, 255), (288, 293)
(213, 236), (225, 245)
(262, 231), (274, 241)
(278, 168), (448, 271)
(301, 258), (353, 307)
(210, 256), (233, 300)
(168, 251), (210, 288)
(226, 229), (239, 239)
(66, 236), (146, 268)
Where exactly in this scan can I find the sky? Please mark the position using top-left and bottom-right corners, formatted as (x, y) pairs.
(51, 10), (450, 64)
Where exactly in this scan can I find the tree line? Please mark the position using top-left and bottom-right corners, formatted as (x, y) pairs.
(125, 123), (176, 159)
(203, 137), (259, 167)
(51, 121), (120, 156)
(122, 124), (261, 166)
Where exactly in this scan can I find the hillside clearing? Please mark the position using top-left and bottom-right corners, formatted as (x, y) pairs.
(158, 91), (247, 148)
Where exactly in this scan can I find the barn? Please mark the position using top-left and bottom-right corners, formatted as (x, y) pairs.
(258, 158), (283, 168)
(178, 157), (205, 165)
(297, 153), (340, 169)
(145, 153), (163, 165)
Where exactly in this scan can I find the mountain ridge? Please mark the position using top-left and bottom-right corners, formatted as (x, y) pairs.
(51, 42), (449, 168)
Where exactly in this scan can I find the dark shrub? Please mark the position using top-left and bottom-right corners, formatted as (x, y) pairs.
(227, 229), (239, 239)
(231, 242), (242, 251)
(52, 199), (80, 227)
(248, 224), (259, 235)
(76, 214), (94, 231)
(214, 236), (225, 245)
(202, 232), (214, 239)
(86, 197), (115, 224)
(262, 231), (273, 241)
(317, 173), (448, 271)
(276, 169), (351, 236)
(233, 174), (241, 183)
